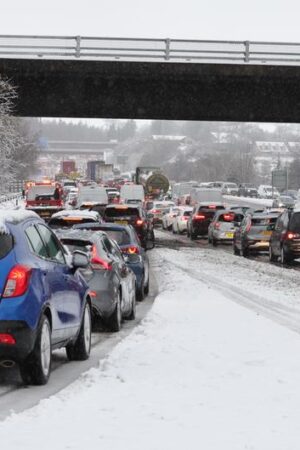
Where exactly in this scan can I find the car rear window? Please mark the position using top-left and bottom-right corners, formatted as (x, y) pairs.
(105, 207), (140, 218)
(250, 217), (277, 231)
(48, 217), (97, 229)
(102, 230), (131, 245)
(0, 233), (13, 259)
(61, 239), (93, 254)
(218, 213), (235, 222)
(198, 205), (224, 212)
(289, 213), (300, 232)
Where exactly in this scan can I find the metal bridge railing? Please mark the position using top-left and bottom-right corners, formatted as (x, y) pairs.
(1, 35), (300, 65)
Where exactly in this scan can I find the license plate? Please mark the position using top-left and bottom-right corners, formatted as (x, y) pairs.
(39, 212), (51, 217)
(225, 232), (234, 238)
(115, 220), (128, 225)
(262, 231), (272, 236)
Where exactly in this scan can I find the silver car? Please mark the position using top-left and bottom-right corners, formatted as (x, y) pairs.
(208, 210), (244, 246)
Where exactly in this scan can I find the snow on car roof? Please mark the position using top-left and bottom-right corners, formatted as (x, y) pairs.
(51, 209), (100, 219)
(0, 209), (39, 234)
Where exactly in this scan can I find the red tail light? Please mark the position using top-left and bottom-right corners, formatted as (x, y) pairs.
(194, 214), (206, 220)
(214, 222), (221, 229)
(208, 205), (217, 209)
(136, 219), (144, 226)
(183, 216), (189, 221)
(152, 209), (160, 214)
(223, 214), (234, 221)
(3, 265), (32, 298)
(0, 334), (16, 345)
(121, 246), (140, 254)
(91, 245), (112, 271)
(285, 231), (300, 240)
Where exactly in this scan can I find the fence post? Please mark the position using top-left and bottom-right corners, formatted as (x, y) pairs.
(75, 35), (81, 58)
(165, 38), (170, 61)
(244, 40), (250, 63)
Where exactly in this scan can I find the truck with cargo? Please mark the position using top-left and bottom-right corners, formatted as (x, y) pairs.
(87, 161), (114, 182)
(25, 181), (64, 220)
(135, 166), (169, 199)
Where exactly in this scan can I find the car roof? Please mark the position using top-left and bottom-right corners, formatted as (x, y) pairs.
(105, 204), (140, 209)
(73, 222), (133, 232)
(0, 209), (40, 233)
(50, 209), (100, 219)
(251, 212), (280, 219)
(55, 228), (106, 241)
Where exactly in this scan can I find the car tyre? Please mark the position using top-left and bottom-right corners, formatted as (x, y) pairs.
(233, 243), (240, 256)
(190, 231), (197, 240)
(242, 246), (249, 257)
(281, 247), (291, 265)
(107, 291), (122, 332)
(128, 289), (136, 320)
(66, 302), (91, 361)
(137, 276), (145, 301)
(269, 245), (277, 262)
(212, 238), (218, 247)
(144, 273), (150, 295)
(20, 315), (52, 386)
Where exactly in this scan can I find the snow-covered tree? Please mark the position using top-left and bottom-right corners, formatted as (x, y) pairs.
(0, 77), (19, 189)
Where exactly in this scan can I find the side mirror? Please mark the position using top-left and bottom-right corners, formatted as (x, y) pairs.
(72, 250), (89, 268)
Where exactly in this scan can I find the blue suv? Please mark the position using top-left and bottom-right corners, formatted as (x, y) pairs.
(0, 210), (92, 385)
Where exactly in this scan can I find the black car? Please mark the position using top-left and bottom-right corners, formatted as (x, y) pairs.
(238, 184), (258, 198)
(58, 229), (136, 331)
(233, 212), (279, 256)
(187, 202), (225, 239)
(73, 222), (150, 300)
(103, 204), (154, 249)
(269, 209), (300, 264)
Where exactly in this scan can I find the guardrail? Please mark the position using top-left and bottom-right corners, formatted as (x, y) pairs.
(1, 35), (300, 65)
(0, 192), (22, 206)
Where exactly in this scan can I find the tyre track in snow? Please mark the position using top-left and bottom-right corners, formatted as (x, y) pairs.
(155, 234), (300, 335)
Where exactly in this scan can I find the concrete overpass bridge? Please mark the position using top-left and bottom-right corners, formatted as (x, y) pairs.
(40, 140), (118, 156)
(1, 35), (300, 123)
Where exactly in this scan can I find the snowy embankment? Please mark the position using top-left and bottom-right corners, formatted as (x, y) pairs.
(223, 194), (273, 209)
(1, 248), (300, 449)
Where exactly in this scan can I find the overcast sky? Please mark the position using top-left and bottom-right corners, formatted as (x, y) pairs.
(2, 0), (300, 41)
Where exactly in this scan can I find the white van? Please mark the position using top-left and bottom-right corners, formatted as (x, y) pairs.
(77, 186), (108, 207)
(120, 184), (145, 203)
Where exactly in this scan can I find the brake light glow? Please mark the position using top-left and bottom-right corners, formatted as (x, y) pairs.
(194, 214), (206, 220)
(286, 232), (300, 240)
(208, 205), (217, 209)
(3, 265), (32, 298)
(136, 219), (144, 226)
(121, 246), (140, 254)
(91, 245), (112, 270)
(223, 214), (234, 221)
(0, 334), (16, 345)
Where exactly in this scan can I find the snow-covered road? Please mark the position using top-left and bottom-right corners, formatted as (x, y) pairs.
(1, 244), (300, 449)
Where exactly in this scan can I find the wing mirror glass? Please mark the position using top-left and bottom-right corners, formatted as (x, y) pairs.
(72, 250), (89, 268)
